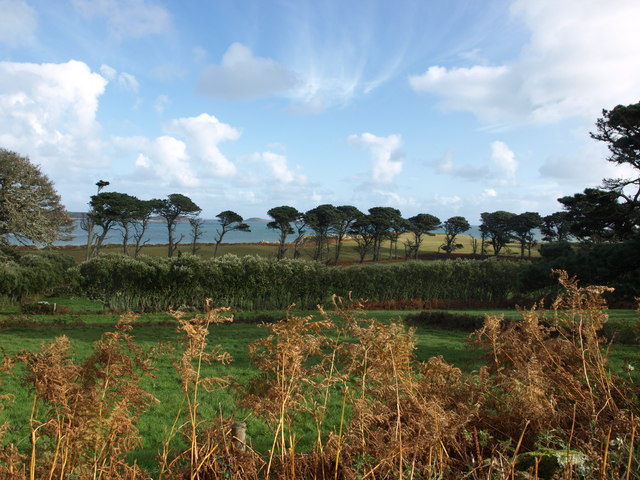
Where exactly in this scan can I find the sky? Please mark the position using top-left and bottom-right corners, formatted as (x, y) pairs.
(1, 0), (640, 222)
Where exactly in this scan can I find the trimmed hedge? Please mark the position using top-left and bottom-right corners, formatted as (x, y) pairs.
(78, 254), (530, 312)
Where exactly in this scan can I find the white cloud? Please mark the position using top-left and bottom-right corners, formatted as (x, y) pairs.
(154, 94), (170, 115)
(117, 72), (139, 93)
(0, 0), (37, 46)
(99, 64), (117, 80)
(198, 43), (296, 100)
(165, 113), (240, 177)
(434, 150), (490, 179)
(490, 141), (517, 185)
(72, 0), (171, 40)
(434, 194), (463, 208)
(539, 142), (635, 186)
(409, 0), (640, 124)
(0, 60), (107, 170)
(348, 132), (404, 184)
(249, 151), (307, 184)
(483, 188), (498, 198)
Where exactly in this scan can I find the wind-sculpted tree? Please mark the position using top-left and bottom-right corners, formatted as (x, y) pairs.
(88, 192), (140, 258)
(267, 205), (300, 259)
(0, 149), (71, 246)
(157, 194), (201, 257)
(406, 213), (441, 259)
(510, 211), (542, 258)
(480, 211), (516, 256)
(333, 205), (362, 263)
(441, 216), (470, 256)
(558, 188), (630, 242)
(305, 204), (340, 262)
(540, 211), (572, 242)
(349, 215), (375, 263)
(368, 207), (402, 261)
(591, 101), (640, 206)
(213, 210), (250, 257)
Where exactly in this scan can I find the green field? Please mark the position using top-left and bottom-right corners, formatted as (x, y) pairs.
(1, 294), (637, 472)
(45, 232), (540, 263)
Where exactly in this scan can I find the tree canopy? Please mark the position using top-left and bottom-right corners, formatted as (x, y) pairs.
(157, 193), (201, 257)
(0, 148), (71, 246)
(267, 205), (300, 259)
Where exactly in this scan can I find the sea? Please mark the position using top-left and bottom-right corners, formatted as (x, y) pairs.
(40, 219), (492, 247)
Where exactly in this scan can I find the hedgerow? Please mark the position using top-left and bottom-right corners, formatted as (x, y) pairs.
(0, 250), (75, 304)
(78, 254), (529, 311)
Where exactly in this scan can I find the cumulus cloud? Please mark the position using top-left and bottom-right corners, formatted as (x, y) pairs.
(348, 133), (404, 184)
(0, 0), (37, 46)
(490, 141), (517, 185)
(409, 0), (640, 124)
(198, 43), (296, 100)
(72, 0), (171, 40)
(0, 60), (107, 170)
(249, 151), (307, 184)
(165, 113), (240, 177)
(115, 113), (241, 187)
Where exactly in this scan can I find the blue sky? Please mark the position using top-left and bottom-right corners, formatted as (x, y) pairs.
(1, 0), (639, 222)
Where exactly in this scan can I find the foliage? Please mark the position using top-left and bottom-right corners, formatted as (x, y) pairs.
(156, 193), (201, 257)
(591, 100), (640, 205)
(0, 148), (72, 246)
(406, 213), (440, 259)
(558, 188), (632, 242)
(480, 210), (516, 255)
(305, 204), (341, 262)
(0, 250), (76, 304)
(511, 211), (542, 258)
(267, 205), (300, 260)
(77, 254), (530, 312)
(441, 215), (470, 255)
(213, 210), (250, 258)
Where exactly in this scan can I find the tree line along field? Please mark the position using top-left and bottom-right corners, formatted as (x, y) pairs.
(44, 231), (541, 264)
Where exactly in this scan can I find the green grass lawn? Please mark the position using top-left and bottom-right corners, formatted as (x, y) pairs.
(1, 296), (637, 471)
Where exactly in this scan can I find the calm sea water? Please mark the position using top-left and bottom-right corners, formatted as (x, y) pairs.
(50, 220), (491, 247)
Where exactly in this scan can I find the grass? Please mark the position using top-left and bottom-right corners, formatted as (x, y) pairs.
(1, 291), (638, 477)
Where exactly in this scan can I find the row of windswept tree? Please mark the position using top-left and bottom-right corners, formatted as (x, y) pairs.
(83, 184), (562, 263)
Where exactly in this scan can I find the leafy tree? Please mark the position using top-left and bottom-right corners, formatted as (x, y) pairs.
(540, 212), (573, 242)
(156, 194), (201, 257)
(368, 207), (402, 262)
(267, 205), (300, 260)
(0, 148), (71, 246)
(480, 211), (516, 256)
(213, 210), (250, 258)
(558, 188), (631, 242)
(388, 216), (411, 259)
(305, 204), (341, 262)
(591, 101), (640, 204)
(82, 180), (110, 260)
(441, 216), (470, 256)
(349, 215), (375, 263)
(510, 212), (542, 259)
(406, 213), (441, 259)
(87, 192), (142, 257)
(333, 205), (363, 263)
